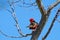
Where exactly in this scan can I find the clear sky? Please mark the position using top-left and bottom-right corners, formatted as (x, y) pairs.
(0, 0), (60, 40)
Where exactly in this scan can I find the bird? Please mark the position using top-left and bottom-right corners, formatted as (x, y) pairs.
(27, 18), (38, 31)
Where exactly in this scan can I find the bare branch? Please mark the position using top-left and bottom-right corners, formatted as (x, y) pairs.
(42, 8), (60, 40)
(56, 11), (60, 22)
(7, 0), (25, 36)
(19, 0), (36, 5)
(47, 1), (60, 16)
(0, 0), (32, 38)
(0, 29), (32, 38)
(12, 0), (36, 8)
(36, 0), (47, 15)
(0, 30), (21, 38)
(7, 0), (32, 37)
(18, 2), (37, 8)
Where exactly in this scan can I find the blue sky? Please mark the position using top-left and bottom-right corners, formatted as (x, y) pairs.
(0, 0), (60, 40)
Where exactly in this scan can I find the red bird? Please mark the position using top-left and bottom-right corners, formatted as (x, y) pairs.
(28, 18), (38, 31)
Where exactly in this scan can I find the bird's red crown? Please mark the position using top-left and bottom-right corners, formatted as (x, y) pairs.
(30, 18), (34, 22)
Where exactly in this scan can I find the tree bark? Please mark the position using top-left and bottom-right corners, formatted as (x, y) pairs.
(30, 15), (47, 40)
(30, 0), (48, 40)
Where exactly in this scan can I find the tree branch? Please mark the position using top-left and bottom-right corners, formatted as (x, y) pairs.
(0, 29), (32, 38)
(36, 0), (46, 15)
(30, 15), (47, 40)
(12, 0), (36, 8)
(42, 8), (60, 40)
(0, 0), (32, 38)
(7, 0), (23, 36)
(0, 30), (21, 38)
(7, 0), (32, 37)
(47, 0), (60, 16)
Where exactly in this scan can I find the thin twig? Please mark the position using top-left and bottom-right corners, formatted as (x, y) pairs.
(0, 29), (32, 38)
(0, 30), (21, 38)
(7, 0), (24, 36)
(12, 0), (36, 8)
